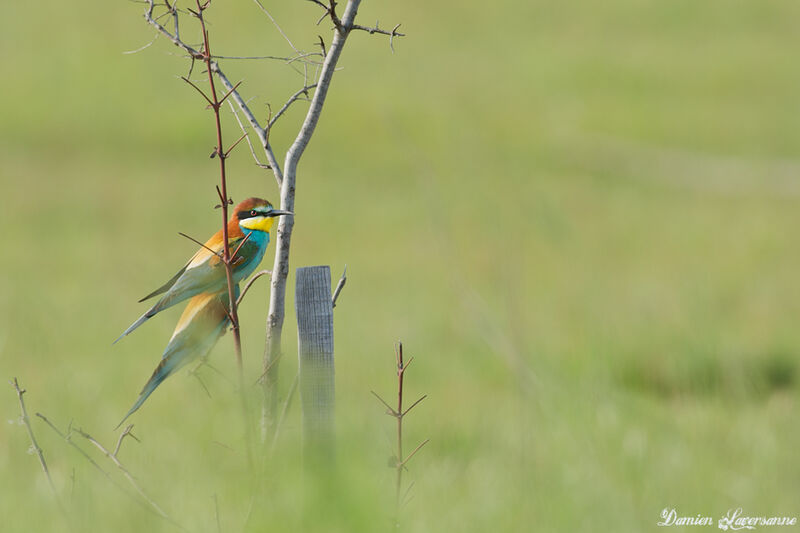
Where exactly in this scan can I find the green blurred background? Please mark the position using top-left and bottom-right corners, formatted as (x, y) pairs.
(2, 0), (800, 531)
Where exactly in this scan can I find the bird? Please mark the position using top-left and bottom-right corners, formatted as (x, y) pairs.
(117, 289), (238, 428)
(114, 197), (292, 343)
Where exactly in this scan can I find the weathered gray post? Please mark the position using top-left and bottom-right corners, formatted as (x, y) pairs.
(295, 265), (335, 459)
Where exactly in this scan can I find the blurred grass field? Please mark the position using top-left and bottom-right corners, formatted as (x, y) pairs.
(2, 0), (800, 531)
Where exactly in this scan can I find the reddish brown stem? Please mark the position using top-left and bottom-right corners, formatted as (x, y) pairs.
(395, 343), (405, 509)
(194, 1), (243, 381)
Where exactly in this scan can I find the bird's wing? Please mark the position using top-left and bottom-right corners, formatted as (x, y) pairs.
(114, 232), (252, 343)
(134, 229), (226, 303)
(116, 290), (235, 428)
(137, 263), (190, 303)
(158, 233), (251, 304)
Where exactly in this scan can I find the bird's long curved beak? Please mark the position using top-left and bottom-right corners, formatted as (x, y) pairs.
(267, 209), (294, 217)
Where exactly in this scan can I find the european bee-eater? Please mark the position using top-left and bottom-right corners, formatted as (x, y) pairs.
(115, 197), (291, 343)
(117, 289), (238, 427)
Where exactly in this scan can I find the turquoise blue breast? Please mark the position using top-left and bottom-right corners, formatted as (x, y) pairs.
(234, 229), (269, 282)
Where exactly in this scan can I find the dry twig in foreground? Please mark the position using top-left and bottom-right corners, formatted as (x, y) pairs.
(371, 342), (428, 520)
(9, 378), (66, 516)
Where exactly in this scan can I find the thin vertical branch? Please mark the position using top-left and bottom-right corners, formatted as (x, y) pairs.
(191, 0), (245, 384)
(371, 342), (428, 522)
(262, 0), (364, 441)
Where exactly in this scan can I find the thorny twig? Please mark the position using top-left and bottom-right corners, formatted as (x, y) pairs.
(308, 1), (405, 51)
(143, 0), (315, 187)
(370, 343), (428, 519)
(351, 21), (404, 52)
(179, 0), (247, 385)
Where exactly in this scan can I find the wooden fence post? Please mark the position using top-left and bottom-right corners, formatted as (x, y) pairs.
(295, 265), (335, 459)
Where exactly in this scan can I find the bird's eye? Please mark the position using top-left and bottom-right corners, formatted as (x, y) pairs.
(250, 210), (257, 217)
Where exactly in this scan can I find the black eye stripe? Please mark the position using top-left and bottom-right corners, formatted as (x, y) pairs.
(237, 207), (272, 220)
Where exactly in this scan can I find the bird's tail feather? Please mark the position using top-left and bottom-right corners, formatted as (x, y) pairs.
(115, 357), (175, 429)
(112, 301), (163, 344)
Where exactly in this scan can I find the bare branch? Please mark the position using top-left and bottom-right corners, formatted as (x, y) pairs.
(123, 33), (160, 55)
(237, 269), (272, 306)
(144, 0), (203, 59)
(373, 342), (427, 524)
(327, 0), (343, 30)
(218, 80), (243, 107)
(285, 51), (326, 66)
(253, 0), (300, 54)
(401, 394), (426, 417)
(74, 427), (177, 525)
(263, 0), (364, 437)
(230, 231), (253, 264)
(370, 390), (398, 416)
(227, 100), (270, 170)
(331, 264), (347, 308)
(36, 414), (108, 477)
(10, 378), (62, 511)
(211, 64), (284, 185)
(317, 35), (327, 57)
(113, 424), (141, 457)
(307, 0), (327, 10)
(178, 231), (222, 257)
(224, 131), (249, 158)
(351, 21), (405, 52)
(268, 83), (318, 130)
(180, 75), (213, 105)
(398, 438), (429, 468)
(36, 414), (169, 520)
(143, 0), (284, 185)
